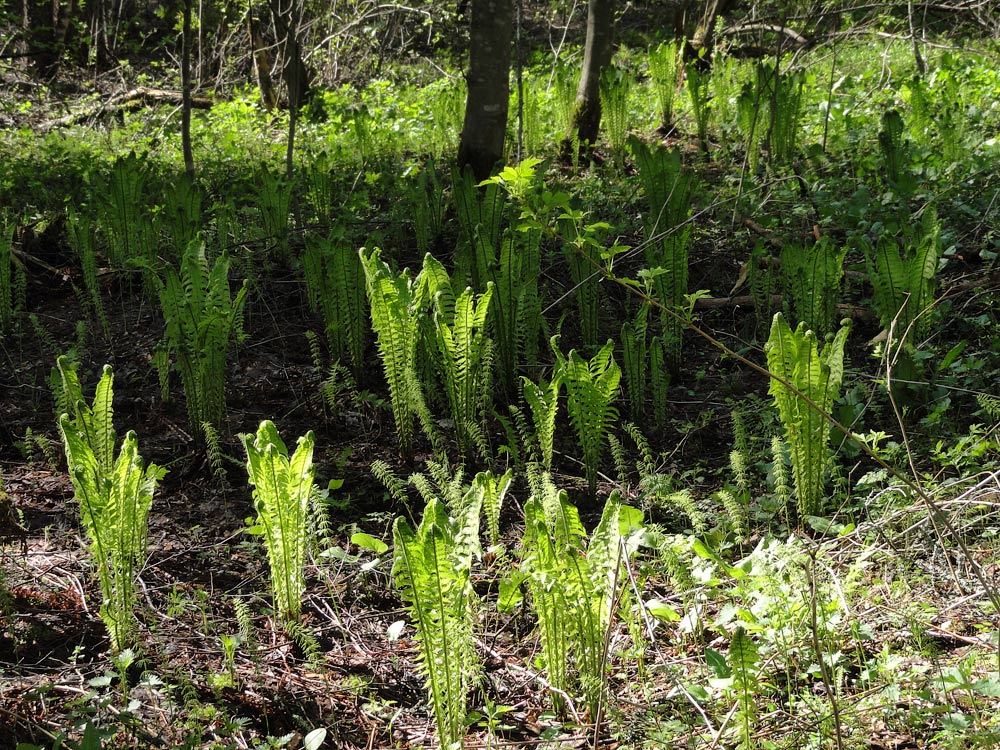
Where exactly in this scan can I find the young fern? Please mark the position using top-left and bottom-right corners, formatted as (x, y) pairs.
(554, 339), (621, 496)
(303, 231), (368, 375)
(360, 248), (424, 459)
(621, 304), (649, 423)
(516, 373), (560, 472)
(648, 41), (680, 131)
(630, 136), (697, 372)
(599, 65), (632, 161)
(66, 211), (109, 335)
(393, 492), (482, 750)
(863, 206), (941, 344)
(781, 237), (846, 337)
(765, 313), (850, 518)
(425, 253), (494, 460)
(158, 240), (247, 442)
(57, 365), (163, 653)
(98, 153), (158, 278)
(729, 626), (761, 750)
(242, 421), (316, 625)
(521, 489), (641, 717)
(0, 218), (12, 337)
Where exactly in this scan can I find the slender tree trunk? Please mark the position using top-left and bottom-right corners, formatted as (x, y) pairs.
(249, 14), (278, 110)
(181, 0), (195, 179)
(268, 0), (310, 180)
(457, 0), (514, 181)
(562, 0), (616, 160)
(684, 0), (732, 69)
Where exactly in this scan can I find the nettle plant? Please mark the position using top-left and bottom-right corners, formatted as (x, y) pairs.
(156, 239), (248, 443)
(57, 359), (164, 653)
(765, 313), (850, 519)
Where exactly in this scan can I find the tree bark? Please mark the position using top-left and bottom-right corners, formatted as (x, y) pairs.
(562, 0), (616, 159)
(685, 0), (733, 69)
(181, 0), (195, 179)
(457, 0), (514, 182)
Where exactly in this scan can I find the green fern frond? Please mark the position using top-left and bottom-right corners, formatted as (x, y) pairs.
(393, 496), (481, 749)
(765, 313), (850, 517)
(242, 421), (316, 624)
(554, 339), (621, 495)
(370, 459), (409, 505)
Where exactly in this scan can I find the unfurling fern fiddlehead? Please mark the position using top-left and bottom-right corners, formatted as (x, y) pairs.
(765, 313), (850, 518)
(242, 420), (316, 625)
(554, 339), (621, 496)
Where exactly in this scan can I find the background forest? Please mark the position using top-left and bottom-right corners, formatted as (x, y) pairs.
(2, 1), (1000, 749)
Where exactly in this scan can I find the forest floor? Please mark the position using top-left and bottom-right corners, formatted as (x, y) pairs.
(2, 211), (999, 750)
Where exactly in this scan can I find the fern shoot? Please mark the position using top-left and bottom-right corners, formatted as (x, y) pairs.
(393, 495), (482, 750)
(360, 248), (428, 459)
(242, 421), (316, 624)
(57, 364), (163, 653)
(157, 239), (247, 442)
(765, 313), (850, 518)
(432, 276), (494, 461)
(554, 339), (621, 496)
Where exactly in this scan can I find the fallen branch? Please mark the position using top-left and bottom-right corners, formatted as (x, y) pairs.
(39, 86), (216, 131)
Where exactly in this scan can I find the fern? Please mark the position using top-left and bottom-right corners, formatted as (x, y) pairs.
(429, 259), (494, 460)
(393, 494), (482, 750)
(521, 489), (641, 716)
(242, 421), (316, 624)
(621, 304), (649, 423)
(686, 64), (712, 155)
(97, 153), (159, 294)
(879, 109), (915, 196)
(453, 168), (506, 291)
(0, 217), (12, 336)
(303, 231), (368, 375)
(600, 65), (632, 161)
(554, 339), (621, 496)
(360, 248), (424, 458)
(158, 239), (247, 442)
(371, 459), (410, 505)
(649, 336), (670, 431)
(729, 626), (761, 750)
(520, 374), (560, 473)
(478, 469), (512, 554)
(781, 237), (846, 337)
(864, 206), (941, 343)
(57, 365), (163, 653)
(765, 313), (850, 518)
(630, 136), (697, 372)
(65, 211), (109, 335)
(252, 165), (292, 261)
(56, 357), (116, 474)
(407, 160), (446, 255)
(158, 171), (204, 255)
(648, 41), (680, 131)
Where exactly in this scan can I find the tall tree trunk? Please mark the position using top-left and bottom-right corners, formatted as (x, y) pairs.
(457, 0), (513, 181)
(268, 0), (309, 180)
(562, 0), (616, 160)
(181, 0), (195, 179)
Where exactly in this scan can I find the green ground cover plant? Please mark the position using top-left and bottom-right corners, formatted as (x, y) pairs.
(2, 17), (1000, 750)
